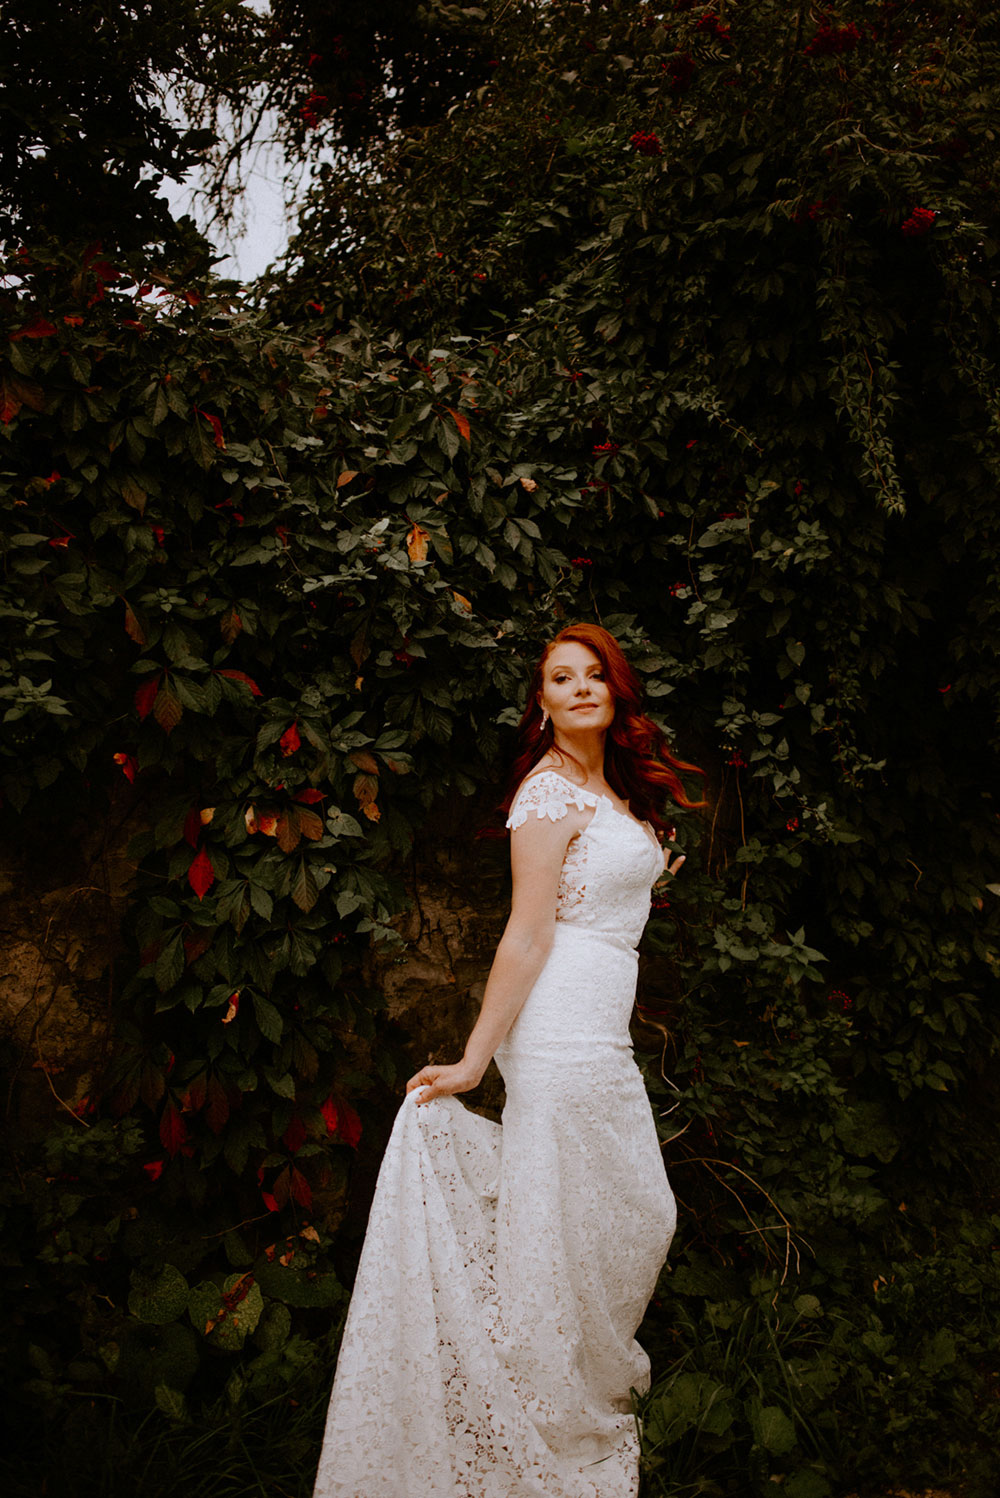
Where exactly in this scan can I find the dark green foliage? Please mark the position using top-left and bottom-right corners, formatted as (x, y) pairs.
(3, 1), (1000, 1493)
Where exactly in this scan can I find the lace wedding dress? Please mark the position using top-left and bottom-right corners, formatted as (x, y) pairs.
(313, 770), (676, 1498)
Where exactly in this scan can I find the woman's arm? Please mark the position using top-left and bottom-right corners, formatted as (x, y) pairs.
(405, 809), (582, 1103)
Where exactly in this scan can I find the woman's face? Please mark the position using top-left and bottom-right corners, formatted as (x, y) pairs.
(539, 642), (615, 736)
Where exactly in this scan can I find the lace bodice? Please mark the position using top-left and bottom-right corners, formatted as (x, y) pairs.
(506, 771), (664, 948)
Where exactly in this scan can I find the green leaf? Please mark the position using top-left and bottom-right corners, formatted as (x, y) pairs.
(252, 991), (284, 1044)
(128, 1264), (189, 1325)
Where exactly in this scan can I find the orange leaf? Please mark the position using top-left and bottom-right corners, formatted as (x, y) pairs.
(217, 668), (263, 697)
(113, 752), (138, 783)
(153, 683), (183, 733)
(352, 772), (378, 807)
(187, 847), (216, 900)
(10, 313), (57, 341)
(406, 523), (429, 564)
(336, 469), (359, 488)
(446, 406), (471, 442)
(348, 749), (379, 775)
(362, 802), (382, 822)
(452, 590), (472, 612)
(134, 675), (161, 720)
(221, 993), (240, 1026)
(220, 605), (242, 645)
(279, 721), (301, 757)
(275, 809), (302, 853)
(297, 808), (324, 841)
(124, 601), (146, 644)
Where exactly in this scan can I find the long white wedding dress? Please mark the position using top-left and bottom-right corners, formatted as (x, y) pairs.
(313, 769), (676, 1498)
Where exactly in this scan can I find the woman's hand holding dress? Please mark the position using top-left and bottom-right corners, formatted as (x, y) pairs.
(404, 802), (587, 1103)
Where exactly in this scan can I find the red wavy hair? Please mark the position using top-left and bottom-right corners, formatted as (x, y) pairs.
(498, 623), (707, 834)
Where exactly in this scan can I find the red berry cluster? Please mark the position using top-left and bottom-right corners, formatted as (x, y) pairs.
(570, 556), (594, 569)
(804, 19), (862, 56)
(901, 206), (937, 237)
(630, 130), (663, 157)
(299, 92), (328, 129)
(695, 10), (731, 42)
(662, 53), (696, 91)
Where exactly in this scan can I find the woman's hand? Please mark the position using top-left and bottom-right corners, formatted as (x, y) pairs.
(662, 846), (686, 878)
(405, 1060), (483, 1104)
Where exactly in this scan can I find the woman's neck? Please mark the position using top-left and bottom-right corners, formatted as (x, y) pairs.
(549, 732), (607, 784)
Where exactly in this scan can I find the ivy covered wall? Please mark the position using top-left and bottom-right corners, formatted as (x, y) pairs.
(2, 3), (1000, 1495)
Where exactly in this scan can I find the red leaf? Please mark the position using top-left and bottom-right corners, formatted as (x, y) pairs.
(159, 1103), (188, 1157)
(113, 752), (138, 783)
(338, 1100), (362, 1149)
(294, 787), (325, 804)
(187, 847), (216, 900)
(134, 675), (161, 720)
(10, 314), (58, 341)
(216, 668), (263, 697)
(183, 931), (212, 964)
(320, 1096), (338, 1137)
(0, 371), (45, 424)
(183, 808), (202, 848)
(279, 721), (301, 757)
(143, 1160), (165, 1182)
(290, 1167), (313, 1208)
(193, 406), (226, 449)
(446, 406), (471, 442)
(261, 1190), (280, 1213)
(283, 1115), (307, 1154)
(205, 1076), (231, 1133)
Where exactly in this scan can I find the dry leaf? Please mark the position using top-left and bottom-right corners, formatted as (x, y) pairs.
(349, 749), (379, 775)
(452, 590), (472, 612)
(336, 469), (359, 488)
(406, 523), (430, 564)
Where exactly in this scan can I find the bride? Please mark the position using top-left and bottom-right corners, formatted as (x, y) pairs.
(313, 623), (704, 1498)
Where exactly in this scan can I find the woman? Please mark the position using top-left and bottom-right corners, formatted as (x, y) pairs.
(313, 623), (705, 1498)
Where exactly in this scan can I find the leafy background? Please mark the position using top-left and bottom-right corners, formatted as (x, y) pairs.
(1, 2), (999, 1495)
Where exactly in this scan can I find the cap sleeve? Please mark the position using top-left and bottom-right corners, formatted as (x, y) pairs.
(506, 771), (599, 831)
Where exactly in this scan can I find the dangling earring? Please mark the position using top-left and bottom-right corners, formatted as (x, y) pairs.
(541, 708), (550, 730)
